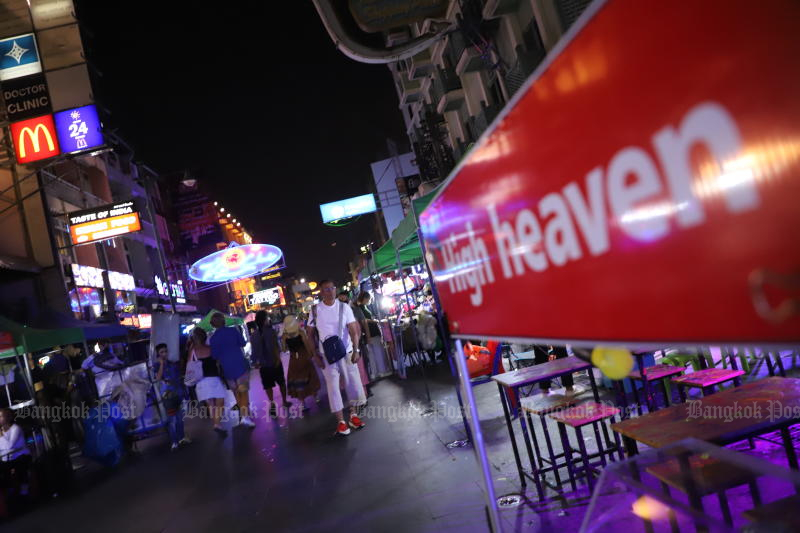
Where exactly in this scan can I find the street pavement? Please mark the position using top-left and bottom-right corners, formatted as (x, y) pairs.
(8, 363), (509, 533)
(9, 353), (794, 532)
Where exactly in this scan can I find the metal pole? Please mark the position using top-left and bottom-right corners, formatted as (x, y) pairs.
(453, 339), (502, 532)
(410, 199), (472, 441)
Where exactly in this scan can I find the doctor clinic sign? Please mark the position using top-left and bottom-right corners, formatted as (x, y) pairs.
(10, 114), (60, 164)
(419, 0), (800, 344)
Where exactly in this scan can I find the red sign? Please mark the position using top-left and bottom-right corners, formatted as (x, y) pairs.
(419, 0), (800, 344)
(0, 331), (14, 350)
(10, 114), (60, 163)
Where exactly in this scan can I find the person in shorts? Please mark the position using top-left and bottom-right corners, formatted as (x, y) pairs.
(251, 310), (288, 418)
(209, 313), (255, 428)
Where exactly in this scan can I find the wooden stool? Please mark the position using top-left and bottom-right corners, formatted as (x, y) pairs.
(743, 495), (800, 530)
(520, 394), (577, 489)
(647, 454), (762, 527)
(628, 364), (686, 414)
(548, 402), (623, 493)
(672, 368), (746, 401)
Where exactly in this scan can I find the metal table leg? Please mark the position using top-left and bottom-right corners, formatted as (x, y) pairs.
(587, 368), (600, 403)
(781, 426), (799, 470)
(497, 382), (526, 488)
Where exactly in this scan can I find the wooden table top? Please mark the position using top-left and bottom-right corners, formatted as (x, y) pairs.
(492, 356), (591, 388)
(611, 377), (800, 448)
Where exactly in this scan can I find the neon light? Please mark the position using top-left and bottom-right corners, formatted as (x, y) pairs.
(188, 242), (284, 283)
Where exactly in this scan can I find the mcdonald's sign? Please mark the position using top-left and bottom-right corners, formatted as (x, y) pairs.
(10, 114), (60, 164)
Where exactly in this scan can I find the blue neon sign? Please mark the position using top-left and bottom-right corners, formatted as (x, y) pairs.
(319, 194), (377, 223)
(54, 104), (104, 155)
(189, 243), (284, 283)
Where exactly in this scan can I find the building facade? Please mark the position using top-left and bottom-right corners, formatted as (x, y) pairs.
(390, 0), (593, 183)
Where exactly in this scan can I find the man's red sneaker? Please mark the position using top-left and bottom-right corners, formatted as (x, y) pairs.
(349, 414), (366, 430)
(336, 421), (351, 436)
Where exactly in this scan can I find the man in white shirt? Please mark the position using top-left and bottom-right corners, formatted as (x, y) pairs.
(307, 280), (367, 436)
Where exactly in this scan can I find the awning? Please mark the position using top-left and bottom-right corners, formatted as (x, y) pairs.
(391, 189), (439, 250)
(31, 309), (130, 341)
(196, 309), (245, 332)
(372, 239), (424, 274)
(361, 188), (439, 278)
(0, 315), (84, 353)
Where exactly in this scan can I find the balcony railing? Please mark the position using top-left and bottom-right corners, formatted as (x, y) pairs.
(469, 101), (503, 138)
(481, 0), (521, 19)
(431, 67), (464, 113)
(504, 45), (545, 98)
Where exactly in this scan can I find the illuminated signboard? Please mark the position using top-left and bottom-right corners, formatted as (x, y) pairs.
(54, 104), (104, 155)
(71, 264), (104, 288)
(189, 243), (284, 283)
(120, 314), (151, 329)
(10, 114), (60, 164)
(108, 271), (135, 291)
(247, 286), (285, 307)
(319, 194), (377, 223)
(261, 272), (281, 281)
(0, 33), (43, 81)
(67, 201), (142, 246)
(155, 275), (186, 304)
(71, 264), (135, 291)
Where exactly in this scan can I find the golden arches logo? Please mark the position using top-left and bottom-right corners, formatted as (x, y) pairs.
(18, 123), (55, 157)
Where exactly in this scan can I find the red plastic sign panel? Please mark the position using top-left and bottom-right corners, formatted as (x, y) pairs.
(10, 114), (60, 163)
(419, 0), (800, 345)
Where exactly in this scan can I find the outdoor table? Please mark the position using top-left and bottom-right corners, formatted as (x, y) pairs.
(611, 377), (800, 469)
(492, 356), (600, 496)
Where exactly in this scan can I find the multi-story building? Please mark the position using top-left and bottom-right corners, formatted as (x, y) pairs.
(169, 174), (259, 316)
(388, 0), (593, 183)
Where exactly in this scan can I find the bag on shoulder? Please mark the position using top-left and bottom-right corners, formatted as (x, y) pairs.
(313, 302), (347, 365)
(184, 350), (203, 386)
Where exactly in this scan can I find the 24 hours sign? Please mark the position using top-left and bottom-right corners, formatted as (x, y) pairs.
(54, 104), (104, 155)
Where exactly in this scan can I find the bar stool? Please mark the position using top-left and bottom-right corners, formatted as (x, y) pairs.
(743, 495), (800, 530)
(520, 394), (578, 489)
(548, 402), (623, 493)
(671, 350), (746, 402)
(628, 364), (686, 414)
(647, 453), (762, 528)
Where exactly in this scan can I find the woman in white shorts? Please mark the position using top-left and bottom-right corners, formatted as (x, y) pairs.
(189, 327), (227, 435)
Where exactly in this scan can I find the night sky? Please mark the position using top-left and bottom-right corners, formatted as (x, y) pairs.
(76, 1), (407, 283)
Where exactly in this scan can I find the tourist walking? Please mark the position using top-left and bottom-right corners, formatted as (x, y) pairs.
(307, 280), (367, 436)
(209, 313), (255, 427)
(252, 310), (289, 418)
(187, 327), (227, 434)
(281, 315), (321, 412)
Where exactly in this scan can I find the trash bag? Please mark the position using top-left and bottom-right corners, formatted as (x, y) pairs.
(82, 403), (124, 467)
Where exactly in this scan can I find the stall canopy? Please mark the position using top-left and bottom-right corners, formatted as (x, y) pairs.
(364, 188), (439, 277)
(0, 316), (84, 353)
(196, 310), (245, 332)
(31, 309), (130, 341)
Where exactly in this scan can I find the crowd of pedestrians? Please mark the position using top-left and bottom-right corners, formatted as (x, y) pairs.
(164, 279), (378, 449)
